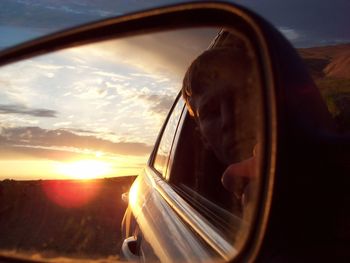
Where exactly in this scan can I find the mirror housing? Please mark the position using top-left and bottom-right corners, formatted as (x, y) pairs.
(0, 1), (348, 262)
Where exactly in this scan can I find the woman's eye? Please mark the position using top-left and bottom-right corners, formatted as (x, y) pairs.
(200, 107), (219, 120)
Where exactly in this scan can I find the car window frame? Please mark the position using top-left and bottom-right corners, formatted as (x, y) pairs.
(149, 93), (185, 178)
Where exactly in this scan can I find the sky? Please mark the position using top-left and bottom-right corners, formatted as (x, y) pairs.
(0, 0), (349, 50)
(237, 0), (350, 47)
(0, 0), (349, 180)
(0, 28), (217, 180)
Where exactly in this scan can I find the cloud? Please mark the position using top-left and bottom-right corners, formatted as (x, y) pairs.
(0, 0), (122, 48)
(2, 0), (349, 50)
(53, 121), (72, 127)
(0, 104), (57, 117)
(93, 71), (131, 81)
(138, 93), (175, 115)
(0, 27), (211, 148)
(69, 28), (218, 82)
(0, 126), (152, 156)
(0, 144), (83, 161)
(278, 27), (300, 41)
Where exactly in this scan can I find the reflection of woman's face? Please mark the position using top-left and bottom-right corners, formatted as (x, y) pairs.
(190, 62), (257, 165)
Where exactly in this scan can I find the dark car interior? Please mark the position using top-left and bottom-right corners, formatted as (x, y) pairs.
(169, 110), (243, 240)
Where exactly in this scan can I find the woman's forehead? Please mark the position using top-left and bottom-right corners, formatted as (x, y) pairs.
(192, 84), (232, 109)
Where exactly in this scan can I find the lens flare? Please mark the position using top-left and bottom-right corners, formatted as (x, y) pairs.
(41, 180), (101, 208)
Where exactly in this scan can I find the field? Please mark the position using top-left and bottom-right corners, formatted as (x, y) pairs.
(0, 176), (135, 262)
(298, 43), (350, 132)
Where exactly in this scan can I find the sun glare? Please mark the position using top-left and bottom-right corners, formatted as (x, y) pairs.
(55, 160), (113, 179)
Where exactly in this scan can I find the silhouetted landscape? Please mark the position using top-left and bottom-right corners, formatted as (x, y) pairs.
(299, 43), (350, 132)
(0, 176), (135, 261)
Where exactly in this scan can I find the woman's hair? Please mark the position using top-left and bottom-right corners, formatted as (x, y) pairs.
(182, 46), (254, 118)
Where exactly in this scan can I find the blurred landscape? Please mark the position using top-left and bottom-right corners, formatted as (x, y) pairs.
(299, 43), (350, 132)
(0, 176), (135, 262)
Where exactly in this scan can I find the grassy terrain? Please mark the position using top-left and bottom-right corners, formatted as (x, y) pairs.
(315, 78), (350, 131)
(298, 44), (350, 132)
(0, 176), (135, 261)
(0, 249), (121, 263)
(315, 77), (350, 117)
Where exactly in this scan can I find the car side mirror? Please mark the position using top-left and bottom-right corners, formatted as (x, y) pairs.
(0, 2), (348, 263)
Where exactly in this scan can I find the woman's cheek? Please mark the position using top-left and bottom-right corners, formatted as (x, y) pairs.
(200, 122), (220, 146)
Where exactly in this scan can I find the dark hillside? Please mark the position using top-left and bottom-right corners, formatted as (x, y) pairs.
(0, 176), (135, 259)
(298, 43), (350, 132)
(299, 43), (350, 79)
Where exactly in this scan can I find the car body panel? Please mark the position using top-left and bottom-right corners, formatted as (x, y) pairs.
(129, 167), (216, 262)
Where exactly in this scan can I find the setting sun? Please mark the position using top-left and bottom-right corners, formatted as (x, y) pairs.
(55, 160), (113, 179)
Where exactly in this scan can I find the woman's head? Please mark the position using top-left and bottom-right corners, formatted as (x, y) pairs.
(182, 47), (259, 165)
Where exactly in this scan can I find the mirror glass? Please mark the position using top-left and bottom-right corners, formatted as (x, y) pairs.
(0, 27), (263, 262)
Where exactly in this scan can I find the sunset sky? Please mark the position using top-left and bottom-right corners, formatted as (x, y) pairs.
(0, 0), (349, 180)
(0, 28), (217, 180)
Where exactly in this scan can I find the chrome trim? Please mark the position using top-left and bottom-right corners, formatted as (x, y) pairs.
(132, 168), (214, 262)
(122, 236), (140, 261)
(147, 93), (182, 168)
(146, 166), (239, 261)
(164, 100), (186, 181)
